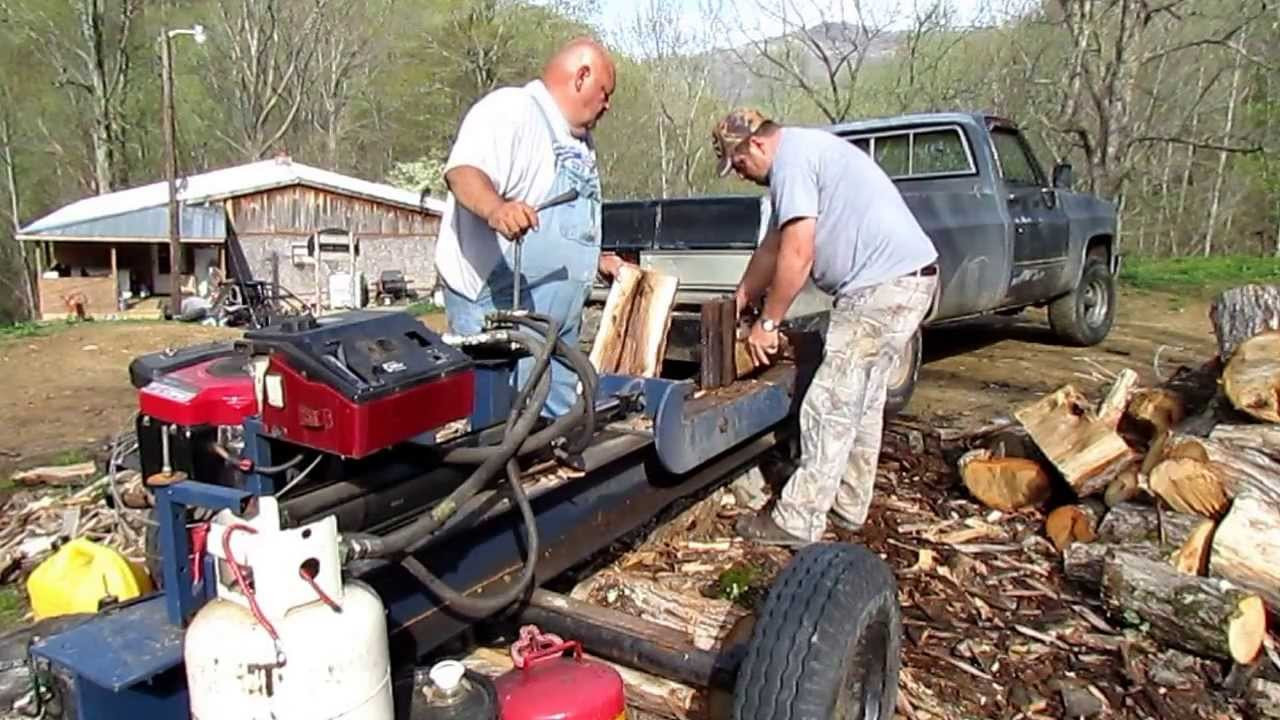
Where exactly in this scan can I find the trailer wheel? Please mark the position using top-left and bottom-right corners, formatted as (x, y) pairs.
(732, 543), (901, 720)
(883, 328), (920, 420)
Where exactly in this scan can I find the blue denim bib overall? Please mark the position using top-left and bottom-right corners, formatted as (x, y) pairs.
(444, 102), (602, 417)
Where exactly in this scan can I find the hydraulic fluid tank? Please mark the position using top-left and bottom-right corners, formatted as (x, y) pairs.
(494, 642), (626, 720)
(183, 499), (393, 720)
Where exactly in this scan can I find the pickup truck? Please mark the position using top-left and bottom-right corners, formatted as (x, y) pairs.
(591, 112), (1120, 415)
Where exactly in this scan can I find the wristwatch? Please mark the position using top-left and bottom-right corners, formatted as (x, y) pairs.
(759, 317), (779, 333)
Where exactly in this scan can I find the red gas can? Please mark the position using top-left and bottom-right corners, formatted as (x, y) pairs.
(494, 629), (626, 720)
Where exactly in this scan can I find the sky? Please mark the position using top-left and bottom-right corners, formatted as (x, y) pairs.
(591, 0), (997, 53)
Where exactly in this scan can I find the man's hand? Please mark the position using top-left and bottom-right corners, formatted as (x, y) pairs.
(486, 200), (539, 241)
(746, 321), (780, 367)
(598, 252), (630, 279)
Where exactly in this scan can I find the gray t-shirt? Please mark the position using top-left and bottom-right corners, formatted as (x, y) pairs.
(767, 127), (938, 296)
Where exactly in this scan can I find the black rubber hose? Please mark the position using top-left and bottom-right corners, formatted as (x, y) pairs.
(397, 458), (538, 618)
(348, 326), (553, 559)
(510, 316), (597, 455)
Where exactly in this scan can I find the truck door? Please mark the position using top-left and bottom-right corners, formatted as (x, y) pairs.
(990, 127), (1070, 306)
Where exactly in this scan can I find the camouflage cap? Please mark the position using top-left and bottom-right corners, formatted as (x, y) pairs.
(712, 108), (770, 177)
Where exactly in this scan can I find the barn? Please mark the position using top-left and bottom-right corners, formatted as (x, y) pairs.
(16, 156), (444, 320)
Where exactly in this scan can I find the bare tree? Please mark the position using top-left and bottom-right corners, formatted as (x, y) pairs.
(723, 0), (896, 123)
(308, 0), (390, 169)
(888, 0), (972, 112)
(1204, 28), (1251, 255)
(1028, 0), (1264, 203)
(624, 0), (723, 197)
(6, 0), (140, 192)
(0, 82), (36, 320)
(207, 0), (332, 160)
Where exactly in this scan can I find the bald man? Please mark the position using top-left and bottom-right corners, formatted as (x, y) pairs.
(436, 37), (625, 417)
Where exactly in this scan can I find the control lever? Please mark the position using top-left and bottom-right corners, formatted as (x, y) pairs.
(512, 188), (580, 311)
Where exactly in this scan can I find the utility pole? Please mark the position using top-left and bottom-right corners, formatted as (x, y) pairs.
(159, 25), (206, 318)
(161, 30), (180, 317)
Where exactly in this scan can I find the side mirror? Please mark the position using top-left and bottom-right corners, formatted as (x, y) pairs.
(1052, 162), (1073, 190)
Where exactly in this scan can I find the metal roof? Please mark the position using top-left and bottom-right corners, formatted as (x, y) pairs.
(18, 156), (446, 239)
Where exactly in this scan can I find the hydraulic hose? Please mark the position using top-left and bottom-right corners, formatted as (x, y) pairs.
(346, 322), (554, 560)
(398, 458), (538, 618)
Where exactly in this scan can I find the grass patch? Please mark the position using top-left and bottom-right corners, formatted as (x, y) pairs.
(0, 586), (27, 631)
(48, 448), (93, 466)
(405, 300), (443, 316)
(1120, 255), (1280, 298)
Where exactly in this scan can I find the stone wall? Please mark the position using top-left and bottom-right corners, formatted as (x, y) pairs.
(237, 234), (438, 307)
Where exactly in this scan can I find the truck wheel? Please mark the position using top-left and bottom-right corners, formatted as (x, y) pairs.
(883, 329), (920, 419)
(732, 543), (902, 720)
(1049, 255), (1115, 346)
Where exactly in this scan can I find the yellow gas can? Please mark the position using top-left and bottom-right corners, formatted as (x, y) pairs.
(26, 538), (153, 619)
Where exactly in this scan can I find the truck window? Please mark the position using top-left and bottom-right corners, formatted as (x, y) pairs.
(874, 135), (911, 177)
(990, 129), (1043, 187)
(912, 129), (971, 175)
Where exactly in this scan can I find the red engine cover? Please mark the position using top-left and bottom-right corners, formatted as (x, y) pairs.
(495, 654), (626, 720)
(137, 356), (256, 427)
(257, 353), (474, 459)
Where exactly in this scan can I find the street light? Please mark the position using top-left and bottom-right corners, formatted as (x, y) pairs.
(160, 25), (206, 318)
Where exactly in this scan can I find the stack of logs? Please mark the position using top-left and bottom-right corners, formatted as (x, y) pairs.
(960, 284), (1280, 686)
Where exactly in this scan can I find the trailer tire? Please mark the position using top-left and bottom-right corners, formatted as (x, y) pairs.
(732, 543), (902, 720)
(1049, 255), (1115, 346)
(883, 328), (920, 420)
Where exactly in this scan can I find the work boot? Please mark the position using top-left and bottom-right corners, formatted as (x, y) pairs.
(734, 511), (810, 547)
(827, 511), (864, 534)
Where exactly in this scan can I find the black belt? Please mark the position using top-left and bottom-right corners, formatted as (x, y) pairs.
(904, 263), (938, 277)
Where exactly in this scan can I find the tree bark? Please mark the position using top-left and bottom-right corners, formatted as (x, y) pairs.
(1063, 540), (1167, 587)
(1096, 501), (1206, 548)
(1222, 331), (1280, 423)
(1210, 285), (1280, 361)
(1208, 424), (1280, 462)
(571, 570), (750, 653)
(1101, 550), (1267, 665)
(1210, 493), (1280, 612)
(0, 99), (34, 320)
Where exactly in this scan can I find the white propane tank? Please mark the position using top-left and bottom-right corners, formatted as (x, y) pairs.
(183, 497), (393, 720)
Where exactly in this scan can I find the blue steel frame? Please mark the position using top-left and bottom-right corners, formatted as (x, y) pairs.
(29, 356), (797, 719)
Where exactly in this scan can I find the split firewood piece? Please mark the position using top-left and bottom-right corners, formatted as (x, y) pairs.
(1101, 549), (1267, 665)
(10, 461), (96, 487)
(1149, 434), (1280, 517)
(1222, 331), (1280, 423)
(1210, 284), (1280, 361)
(589, 265), (679, 377)
(1209, 424), (1280, 463)
(1045, 500), (1104, 551)
(1104, 466), (1141, 508)
(957, 448), (1052, 512)
(1014, 370), (1141, 498)
(1173, 519), (1216, 576)
(1096, 501), (1206, 549)
(732, 327), (799, 380)
(1125, 388), (1186, 440)
(1210, 493), (1280, 612)
(1149, 458), (1232, 518)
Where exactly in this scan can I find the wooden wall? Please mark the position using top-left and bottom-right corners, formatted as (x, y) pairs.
(38, 276), (116, 320)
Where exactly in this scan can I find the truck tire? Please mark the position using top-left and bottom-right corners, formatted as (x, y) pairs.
(732, 543), (902, 720)
(883, 329), (920, 419)
(1049, 255), (1115, 346)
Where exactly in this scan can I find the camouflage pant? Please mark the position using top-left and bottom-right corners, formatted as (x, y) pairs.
(771, 274), (937, 541)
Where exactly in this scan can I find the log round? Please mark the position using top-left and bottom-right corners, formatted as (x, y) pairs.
(958, 448), (1052, 512)
(1210, 284), (1280, 361)
(1222, 331), (1280, 424)
(1209, 494), (1280, 612)
(1101, 550), (1266, 665)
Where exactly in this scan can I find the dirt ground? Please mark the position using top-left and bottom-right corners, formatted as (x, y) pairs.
(0, 288), (1214, 479)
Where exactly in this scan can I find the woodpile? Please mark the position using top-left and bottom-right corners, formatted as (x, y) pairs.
(953, 284), (1280, 707)
(0, 459), (151, 596)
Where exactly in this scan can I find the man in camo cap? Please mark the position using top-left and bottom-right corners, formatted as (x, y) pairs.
(713, 107), (939, 546)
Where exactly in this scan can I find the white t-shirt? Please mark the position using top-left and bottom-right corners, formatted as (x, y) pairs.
(434, 80), (597, 301)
